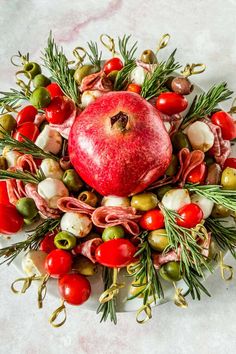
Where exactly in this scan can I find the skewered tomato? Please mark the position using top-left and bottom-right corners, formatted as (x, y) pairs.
(58, 273), (91, 305)
(44, 249), (73, 278)
(45, 96), (73, 124)
(127, 83), (142, 94)
(186, 162), (207, 184)
(0, 203), (24, 234)
(211, 111), (236, 140)
(46, 83), (64, 98)
(0, 181), (10, 205)
(103, 57), (123, 75)
(16, 105), (38, 126)
(39, 230), (58, 253)
(156, 92), (188, 116)
(139, 209), (165, 230)
(176, 203), (203, 228)
(223, 158), (236, 170)
(13, 122), (39, 142)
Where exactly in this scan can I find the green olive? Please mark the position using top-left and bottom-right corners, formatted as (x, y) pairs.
(140, 49), (157, 64)
(102, 225), (125, 242)
(155, 185), (172, 200)
(74, 65), (95, 84)
(23, 62), (41, 79)
(0, 114), (17, 138)
(0, 156), (7, 170)
(148, 229), (169, 252)
(166, 155), (178, 177)
(78, 191), (98, 207)
(172, 131), (191, 152)
(211, 204), (231, 218)
(62, 169), (84, 192)
(131, 192), (158, 211)
(73, 255), (98, 276)
(30, 87), (51, 109)
(24, 214), (39, 225)
(107, 70), (119, 82)
(54, 231), (77, 250)
(159, 261), (182, 282)
(16, 197), (38, 219)
(221, 167), (236, 190)
(130, 278), (146, 297)
(33, 74), (51, 88)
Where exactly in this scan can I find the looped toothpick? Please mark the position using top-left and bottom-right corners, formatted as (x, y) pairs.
(99, 268), (124, 303)
(99, 34), (117, 56)
(37, 274), (50, 309)
(71, 47), (87, 68)
(15, 70), (32, 96)
(181, 63), (206, 77)
(11, 274), (42, 294)
(219, 251), (234, 281)
(156, 33), (170, 53)
(49, 300), (67, 328)
(173, 282), (188, 308)
(136, 299), (154, 324)
(228, 97), (236, 114)
(10, 51), (29, 67)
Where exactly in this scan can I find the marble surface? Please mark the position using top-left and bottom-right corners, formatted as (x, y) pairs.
(0, 0), (236, 353)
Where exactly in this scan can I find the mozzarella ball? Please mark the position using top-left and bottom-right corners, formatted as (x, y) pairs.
(40, 158), (64, 180)
(186, 121), (214, 152)
(22, 250), (47, 276)
(2, 147), (21, 167)
(162, 188), (191, 211)
(35, 125), (62, 154)
(81, 90), (103, 108)
(60, 212), (92, 238)
(101, 195), (130, 207)
(191, 194), (214, 219)
(38, 178), (69, 208)
(130, 66), (147, 85)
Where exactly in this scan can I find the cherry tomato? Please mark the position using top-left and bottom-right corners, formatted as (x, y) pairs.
(127, 83), (142, 94)
(44, 249), (73, 278)
(140, 209), (165, 231)
(46, 83), (64, 98)
(45, 96), (73, 124)
(223, 158), (236, 170)
(0, 203), (23, 234)
(103, 57), (123, 75)
(176, 203), (203, 228)
(13, 122), (39, 142)
(211, 111), (236, 140)
(58, 273), (91, 305)
(95, 238), (137, 268)
(186, 162), (207, 184)
(39, 230), (58, 253)
(0, 181), (10, 205)
(16, 105), (38, 126)
(156, 92), (188, 116)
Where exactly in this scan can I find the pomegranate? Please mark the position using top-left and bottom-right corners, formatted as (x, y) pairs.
(69, 92), (172, 196)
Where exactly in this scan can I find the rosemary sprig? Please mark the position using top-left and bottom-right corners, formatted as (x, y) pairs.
(185, 184), (236, 212)
(205, 217), (236, 259)
(141, 49), (181, 101)
(96, 267), (117, 324)
(0, 218), (60, 265)
(180, 82), (233, 129)
(0, 128), (59, 161)
(127, 231), (164, 304)
(183, 268), (211, 300)
(114, 61), (136, 91)
(0, 169), (43, 184)
(42, 32), (79, 104)
(86, 41), (102, 70)
(118, 35), (138, 65)
(0, 89), (29, 114)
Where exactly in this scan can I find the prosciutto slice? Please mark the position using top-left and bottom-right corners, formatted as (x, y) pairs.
(80, 71), (113, 93)
(6, 178), (27, 205)
(153, 250), (181, 270)
(92, 206), (141, 235)
(16, 154), (38, 174)
(57, 197), (95, 216)
(49, 99), (77, 139)
(73, 238), (102, 263)
(34, 113), (46, 127)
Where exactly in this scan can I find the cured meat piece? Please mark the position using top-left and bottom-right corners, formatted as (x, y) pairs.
(147, 175), (173, 190)
(49, 100), (77, 139)
(152, 250), (180, 270)
(25, 183), (61, 219)
(34, 113), (46, 127)
(6, 178), (26, 205)
(59, 156), (71, 170)
(80, 71), (113, 93)
(73, 238), (103, 263)
(198, 232), (211, 258)
(92, 206), (141, 235)
(135, 60), (155, 72)
(57, 197), (95, 216)
(16, 154), (38, 174)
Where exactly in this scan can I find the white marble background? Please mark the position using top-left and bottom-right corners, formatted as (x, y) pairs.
(0, 1), (236, 353)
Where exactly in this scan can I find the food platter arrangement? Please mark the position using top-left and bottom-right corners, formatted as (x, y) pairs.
(0, 33), (236, 327)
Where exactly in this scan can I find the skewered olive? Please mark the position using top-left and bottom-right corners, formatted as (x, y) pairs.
(131, 192), (158, 211)
(23, 62), (41, 79)
(33, 74), (51, 88)
(107, 70), (119, 82)
(148, 229), (169, 252)
(24, 214), (39, 225)
(155, 185), (172, 200)
(171, 77), (193, 95)
(221, 167), (236, 190)
(0, 156), (7, 170)
(140, 49), (157, 64)
(204, 156), (215, 167)
(205, 163), (221, 185)
(172, 131), (191, 152)
(0, 114), (17, 138)
(130, 278), (146, 297)
(16, 197), (38, 219)
(102, 225), (125, 242)
(165, 76), (175, 90)
(74, 64), (95, 84)
(211, 204), (231, 218)
(159, 261), (182, 282)
(30, 87), (51, 109)
(78, 191), (98, 207)
(73, 255), (98, 276)
(54, 231), (77, 250)
(166, 155), (178, 177)
(62, 169), (84, 192)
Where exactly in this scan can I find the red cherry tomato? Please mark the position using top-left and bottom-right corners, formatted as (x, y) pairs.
(140, 209), (165, 231)
(58, 273), (91, 305)
(46, 83), (64, 98)
(39, 230), (57, 253)
(186, 162), (207, 184)
(45, 96), (73, 124)
(95, 239), (137, 268)
(223, 158), (236, 170)
(103, 57), (123, 75)
(127, 83), (142, 94)
(176, 203), (203, 229)
(0, 203), (23, 234)
(44, 249), (73, 278)
(16, 105), (38, 126)
(156, 92), (188, 116)
(211, 111), (236, 140)
(13, 122), (39, 142)
(0, 181), (10, 205)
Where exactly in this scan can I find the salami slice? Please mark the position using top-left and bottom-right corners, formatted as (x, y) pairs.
(152, 250), (180, 270)
(6, 178), (26, 205)
(57, 197), (95, 216)
(49, 99), (77, 139)
(80, 71), (113, 93)
(73, 238), (103, 263)
(16, 154), (38, 174)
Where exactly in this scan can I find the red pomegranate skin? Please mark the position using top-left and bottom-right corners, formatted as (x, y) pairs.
(69, 92), (172, 197)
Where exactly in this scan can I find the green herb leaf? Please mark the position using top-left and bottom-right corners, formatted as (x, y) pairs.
(118, 35), (138, 65)
(0, 89), (29, 114)
(86, 41), (102, 70)
(114, 61), (136, 90)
